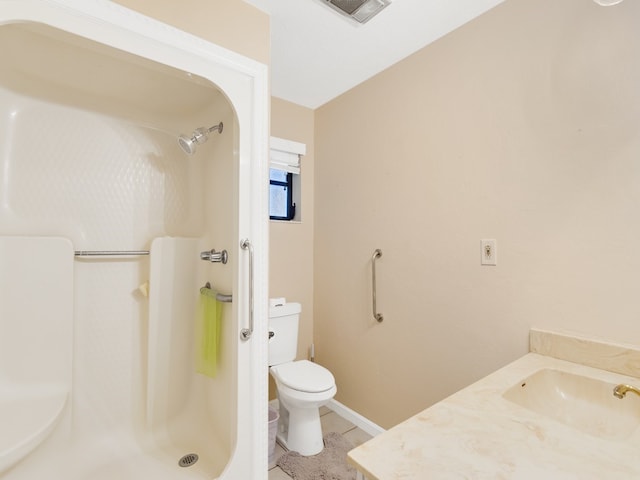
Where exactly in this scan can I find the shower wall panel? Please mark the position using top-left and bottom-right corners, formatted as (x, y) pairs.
(0, 5), (267, 478)
(0, 237), (73, 475)
(198, 102), (238, 452)
(0, 87), (205, 244)
(0, 83), (210, 446)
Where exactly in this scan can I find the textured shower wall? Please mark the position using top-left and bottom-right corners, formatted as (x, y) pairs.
(0, 85), (207, 433)
(0, 88), (204, 245)
(198, 99), (238, 449)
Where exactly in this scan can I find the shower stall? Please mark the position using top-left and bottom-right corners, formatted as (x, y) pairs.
(0, 1), (268, 479)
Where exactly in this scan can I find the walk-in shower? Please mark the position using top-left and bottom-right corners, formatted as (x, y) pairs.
(0, 1), (268, 479)
(179, 122), (224, 155)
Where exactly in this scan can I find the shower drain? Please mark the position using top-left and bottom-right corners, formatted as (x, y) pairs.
(178, 453), (199, 468)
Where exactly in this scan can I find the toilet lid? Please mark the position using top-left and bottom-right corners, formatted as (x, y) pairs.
(272, 360), (335, 393)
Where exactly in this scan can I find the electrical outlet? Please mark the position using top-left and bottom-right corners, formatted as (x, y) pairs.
(481, 239), (497, 266)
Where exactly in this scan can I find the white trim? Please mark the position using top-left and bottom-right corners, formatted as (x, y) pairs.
(270, 150), (300, 174)
(326, 399), (386, 437)
(271, 136), (306, 156)
(269, 136), (305, 175)
(269, 398), (385, 438)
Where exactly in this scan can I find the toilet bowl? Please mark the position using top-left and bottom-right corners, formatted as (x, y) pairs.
(269, 302), (337, 456)
(270, 360), (337, 455)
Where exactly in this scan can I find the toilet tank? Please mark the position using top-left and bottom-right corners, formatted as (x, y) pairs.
(268, 301), (301, 366)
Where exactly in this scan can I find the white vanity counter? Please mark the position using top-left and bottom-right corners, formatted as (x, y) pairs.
(348, 330), (640, 479)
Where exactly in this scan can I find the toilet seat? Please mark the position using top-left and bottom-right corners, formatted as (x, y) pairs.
(271, 360), (335, 393)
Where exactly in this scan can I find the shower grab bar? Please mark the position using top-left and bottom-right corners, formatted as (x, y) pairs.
(200, 249), (228, 264)
(372, 249), (383, 323)
(200, 282), (232, 303)
(240, 238), (254, 341)
(74, 250), (149, 257)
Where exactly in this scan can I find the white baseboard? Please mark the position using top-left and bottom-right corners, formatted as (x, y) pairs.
(326, 399), (385, 437)
(269, 398), (386, 437)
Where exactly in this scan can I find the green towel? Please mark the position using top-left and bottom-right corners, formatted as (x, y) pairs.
(196, 288), (222, 378)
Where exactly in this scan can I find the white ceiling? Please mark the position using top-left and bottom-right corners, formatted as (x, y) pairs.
(243, 0), (507, 109)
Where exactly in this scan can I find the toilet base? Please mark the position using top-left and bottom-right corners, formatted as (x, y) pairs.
(276, 400), (324, 456)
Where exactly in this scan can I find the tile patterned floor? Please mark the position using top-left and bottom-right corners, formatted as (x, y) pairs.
(268, 405), (374, 479)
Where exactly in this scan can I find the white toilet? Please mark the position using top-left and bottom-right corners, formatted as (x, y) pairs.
(269, 300), (337, 456)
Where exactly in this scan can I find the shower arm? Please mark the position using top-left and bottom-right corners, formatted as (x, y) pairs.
(193, 122), (222, 143)
(206, 122), (223, 135)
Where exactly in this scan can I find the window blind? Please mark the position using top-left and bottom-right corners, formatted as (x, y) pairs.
(270, 136), (306, 174)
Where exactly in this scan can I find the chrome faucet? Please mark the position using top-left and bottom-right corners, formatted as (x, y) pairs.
(200, 249), (228, 264)
(613, 384), (640, 399)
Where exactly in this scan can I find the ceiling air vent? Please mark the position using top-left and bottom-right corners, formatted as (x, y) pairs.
(322, 0), (391, 24)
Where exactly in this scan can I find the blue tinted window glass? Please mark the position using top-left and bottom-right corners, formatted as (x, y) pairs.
(269, 168), (295, 220)
(270, 184), (288, 218)
(270, 168), (288, 182)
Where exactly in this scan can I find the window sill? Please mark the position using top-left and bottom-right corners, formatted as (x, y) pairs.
(270, 219), (302, 224)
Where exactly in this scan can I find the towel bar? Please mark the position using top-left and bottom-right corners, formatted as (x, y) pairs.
(201, 282), (232, 303)
(74, 250), (149, 257)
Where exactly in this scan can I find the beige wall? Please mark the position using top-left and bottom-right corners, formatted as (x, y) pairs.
(270, 97), (316, 367)
(314, 0), (640, 429)
(112, 0), (269, 64)
(268, 98), (315, 398)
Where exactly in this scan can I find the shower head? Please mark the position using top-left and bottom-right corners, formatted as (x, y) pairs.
(178, 122), (224, 155)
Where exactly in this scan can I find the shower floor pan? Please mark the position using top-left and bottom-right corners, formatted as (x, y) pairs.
(2, 400), (229, 479)
(3, 430), (226, 479)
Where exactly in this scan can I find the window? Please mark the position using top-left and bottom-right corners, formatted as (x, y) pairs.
(270, 137), (306, 222)
(269, 168), (295, 220)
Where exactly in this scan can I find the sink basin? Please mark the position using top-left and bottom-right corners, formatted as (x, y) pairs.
(503, 369), (640, 440)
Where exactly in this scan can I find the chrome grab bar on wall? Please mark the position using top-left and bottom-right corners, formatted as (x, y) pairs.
(372, 249), (383, 323)
(240, 239), (254, 340)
